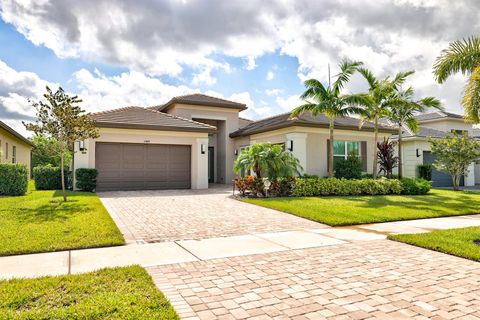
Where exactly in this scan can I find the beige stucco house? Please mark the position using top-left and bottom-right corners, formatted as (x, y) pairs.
(391, 111), (479, 187)
(73, 94), (397, 191)
(0, 121), (33, 174)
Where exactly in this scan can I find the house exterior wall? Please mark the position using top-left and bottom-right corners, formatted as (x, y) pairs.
(73, 127), (209, 190)
(165, 104), (241, 183)
(235, 126), (392, 177)
(0, 128), (32, 174)
(418, 119), (474, 134)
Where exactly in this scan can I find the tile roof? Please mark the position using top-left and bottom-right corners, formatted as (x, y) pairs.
(392, 125), (450, 139)
(91, 106), (216, 132)
(153, 93), (247, 112)
(0, 121), (33, 146)
(414, 111), (464, 122)
(229, 112), (398, 138)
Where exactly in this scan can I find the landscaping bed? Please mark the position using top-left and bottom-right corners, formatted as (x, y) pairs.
(0, 181), (124, 256)
(0, 266), (178, 319)
(243, 189), (480, 226)
(389, 226), (480, 261)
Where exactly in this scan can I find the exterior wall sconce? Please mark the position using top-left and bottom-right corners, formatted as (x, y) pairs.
(234, 149), (238, 156)
(78, 140), (87, 152)
(201, 144), (206, 154)
(416, 149), (421, 157)
(287, 139), (293, 151)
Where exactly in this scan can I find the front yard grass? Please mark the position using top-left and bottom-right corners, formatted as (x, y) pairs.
(0, 265), (179, 319)
(0, 181), (124, 256)
(389, 227), (480, 261)
(243, 189), (480, 226)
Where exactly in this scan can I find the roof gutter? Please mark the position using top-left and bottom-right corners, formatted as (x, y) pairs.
(95, 122), (217, 133)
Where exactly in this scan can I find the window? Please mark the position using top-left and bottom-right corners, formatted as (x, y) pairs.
(12, 146), (16, 163)
(333, 141), (360, 167)
(5, 142), (8, 159)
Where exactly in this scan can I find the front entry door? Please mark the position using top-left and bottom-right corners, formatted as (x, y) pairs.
(208, 147), (214, 183)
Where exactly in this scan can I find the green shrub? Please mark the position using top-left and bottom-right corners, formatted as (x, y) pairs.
(0, 163), (28, 196)
(75, 168), (98, 192)
(334, 154), (362, 180)
(400, 178), (431, 195)
(417, 164), (432, 181)
(292, 177), (403, 197)
(33, 166), (62, 190)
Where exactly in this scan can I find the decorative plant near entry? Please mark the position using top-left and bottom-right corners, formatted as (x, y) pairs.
(233, 143), (302, 179)
(24, 86), (99, 202)
(377, 138), (398, 178)
(429, 133), (480, 190)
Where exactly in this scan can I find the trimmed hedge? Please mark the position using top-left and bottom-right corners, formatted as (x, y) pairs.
(292, 177), (403, 197)
(33, 166), (62, 190)
(417, 164), (432, 181)
(75, 168), (98, 192)
(0, 163), (28, 196)
(400, 177), (431, 195)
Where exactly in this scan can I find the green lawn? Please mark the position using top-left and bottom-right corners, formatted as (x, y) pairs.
(389, 227), (480, 261)
(0, 265), (179, 319)
(243, 189), (480, 226)
(0, 181), (124, 256)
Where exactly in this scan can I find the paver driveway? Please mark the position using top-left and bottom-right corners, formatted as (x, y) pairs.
(149, 240), (480, 320)
(99, 185), (323, 243)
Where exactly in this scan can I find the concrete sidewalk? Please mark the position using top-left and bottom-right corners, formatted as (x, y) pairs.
(0, 228), (384, 280)
(0, 214), (478, 280)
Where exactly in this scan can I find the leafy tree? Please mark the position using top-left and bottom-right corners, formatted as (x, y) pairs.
(291, 60), (365, 177)
(377, 138), (398, 178)
(30, 135), (72, 168)
(357, 68), (415, 178)
(24, 86), (99, 201)
(429, 134), (480, 191)
(433, 36), (480, 122)
(234, 143), (302, 179)
(388, 87), (442, 178)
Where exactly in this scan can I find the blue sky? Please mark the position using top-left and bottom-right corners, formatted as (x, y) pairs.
(0, 0), (475, 135)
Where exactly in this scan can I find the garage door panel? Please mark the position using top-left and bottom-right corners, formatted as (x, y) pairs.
(95, 142), (191, 191)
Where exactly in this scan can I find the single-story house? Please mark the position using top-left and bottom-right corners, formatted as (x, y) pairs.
(391, 111), (479, 187)
(0, 121), (33, 174)
(73, 94), (397, 191)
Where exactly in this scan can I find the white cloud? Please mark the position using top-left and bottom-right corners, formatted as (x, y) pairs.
(265, 88), (284, 96)
(266, 71), (274, 81)
(192, 68), (217, 86)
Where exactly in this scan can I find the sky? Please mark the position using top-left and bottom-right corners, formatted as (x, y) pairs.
(0, 0), (478, 137)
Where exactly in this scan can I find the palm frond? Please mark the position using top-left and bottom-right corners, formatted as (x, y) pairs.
(290, 102), (318, 119)
(419, 96), (442, 110)
(391, 70), (415, 89)
(462, 65), (480, 123)
(405, 117), (420, 134)
(357, 67), (378, 89)
(301, 79), (329, 100)
(332, 59), (363, 94)
(434, 36), (480, 83)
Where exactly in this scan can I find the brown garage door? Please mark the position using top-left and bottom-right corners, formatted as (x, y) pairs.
(95, 142), (191, 191)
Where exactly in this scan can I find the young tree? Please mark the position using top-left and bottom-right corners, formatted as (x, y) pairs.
(429, 134), (480, 191)
(291, 60), (365, 177)
(433, 36), (480, 122)
(233, 143), (302, 179)
(30, 135), (72, 168)
(24, 86), (99, 201)
(388, 87), (442, 178)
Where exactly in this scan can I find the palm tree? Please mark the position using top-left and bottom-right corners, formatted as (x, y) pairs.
(233, 143), (302, 179)
(357, 69), (415, 178)
(433, 36), (480, 123)
(388, 87), (442, 178)
(290, 60), (365, 177)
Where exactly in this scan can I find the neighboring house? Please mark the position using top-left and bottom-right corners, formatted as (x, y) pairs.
(73, 93), (396, 191)
(391, 111), (478, 187)
(0, 121), (33, 174)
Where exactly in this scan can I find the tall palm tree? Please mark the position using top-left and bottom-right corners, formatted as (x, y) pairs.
(433, 36), (480, 123)
(357, 69), (415, 178)
(290, 60), (365, 177)
(388, 87), (442, 178)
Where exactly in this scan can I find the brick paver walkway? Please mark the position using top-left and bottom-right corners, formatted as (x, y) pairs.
(148, 240), (480, 320)
(99, 186), (323, 243)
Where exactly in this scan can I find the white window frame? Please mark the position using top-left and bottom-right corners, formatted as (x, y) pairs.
(333, 140), (360, 160)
